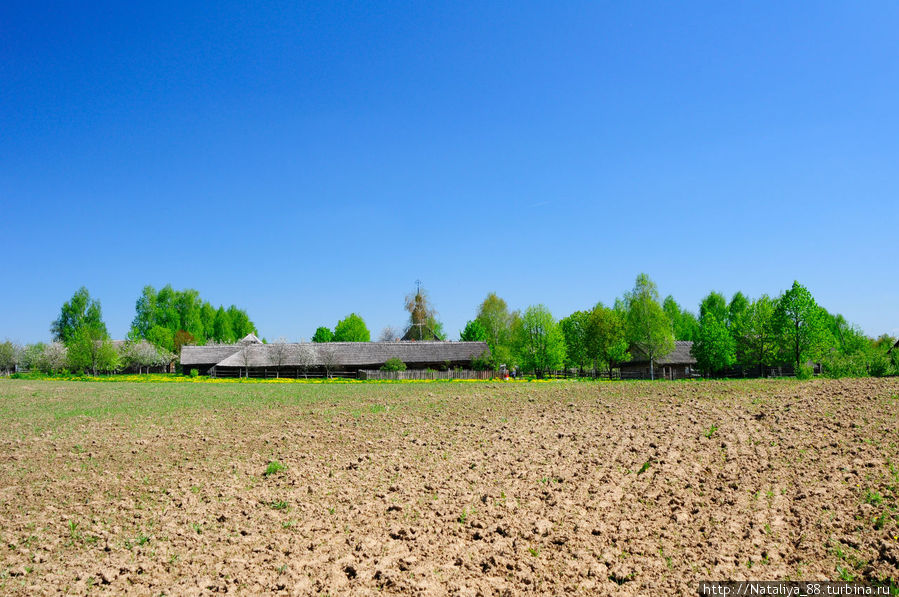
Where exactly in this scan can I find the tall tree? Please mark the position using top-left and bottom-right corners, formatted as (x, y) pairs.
(213, 307), (235, 343)
(663, 296), (699, 341)
(625, 274), (674, 380)
(51, 287), (107, 344)
(735, 294), (778, 375)
(312, 326), (334, 343)
(460, 320), (488, 342)
(727, 291), (749, 329)
(699, 291), (728, 322)
(131, 286), (254, 347)
(67, 325), (118, 375)
(334, 313), (370, 342)
(692, 313), (736, 375)
(774, 281), (832, 372)
(513, 305), (566, 377)
(474, 293), (516, 366)
(227, 305), (256, 339)
(559, 310), (591, 372)
(586, 304), (630, 377)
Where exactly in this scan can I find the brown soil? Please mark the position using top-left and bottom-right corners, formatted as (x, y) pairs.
(0, 377), (898, 595)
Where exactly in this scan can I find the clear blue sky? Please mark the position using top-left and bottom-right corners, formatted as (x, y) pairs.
(2, 2), (898, 343)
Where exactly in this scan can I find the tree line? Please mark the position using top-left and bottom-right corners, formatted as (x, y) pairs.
(0, 285), (257, 375)
(1, 276), (897, 379)
(458, 275), (899, 379)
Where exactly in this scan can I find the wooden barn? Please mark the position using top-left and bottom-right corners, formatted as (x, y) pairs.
(180, 336), (490, 378)
(619, 341), (697, 380)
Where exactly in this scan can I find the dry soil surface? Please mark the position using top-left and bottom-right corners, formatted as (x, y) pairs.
(0, 377), (898, 595)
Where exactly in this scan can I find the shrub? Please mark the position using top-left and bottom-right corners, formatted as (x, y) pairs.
(189, 368), (199, 378)
(795, 364), (814, 380)
(821, 353), (869, 379)
(471, 350), (494, 371)
(869, 354), (891, 378)
(380, 358), (406, 372)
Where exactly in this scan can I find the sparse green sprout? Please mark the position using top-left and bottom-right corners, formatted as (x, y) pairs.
(837, 566), (855, 582)
(638, 459), (652, 475)
(264, 460), (285, 477)
(704, 424), (718, 439)
(528, 547), (539, 557)
(864, 490), (883, 505)
(270, 500), (289, 510)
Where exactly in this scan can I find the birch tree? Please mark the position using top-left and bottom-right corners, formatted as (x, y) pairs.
(625, 274), (674, 380)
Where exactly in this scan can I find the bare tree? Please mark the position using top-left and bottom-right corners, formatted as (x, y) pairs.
(295, 343), (315, 378)
(320, 344), (339, 378)
(270, 336), (289, 378)
(378, 326), (399, 342)
(238, 345), (254, 378)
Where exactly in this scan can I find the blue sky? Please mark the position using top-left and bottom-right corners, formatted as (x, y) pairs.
(2, 1), (898, 342)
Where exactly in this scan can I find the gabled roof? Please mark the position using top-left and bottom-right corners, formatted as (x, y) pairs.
(624, 341), (696, 365)
(238, 333), (263, 345)
(212, 341), (489, 368)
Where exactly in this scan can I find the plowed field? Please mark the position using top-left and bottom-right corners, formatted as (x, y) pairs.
(1, 378), (898, 595)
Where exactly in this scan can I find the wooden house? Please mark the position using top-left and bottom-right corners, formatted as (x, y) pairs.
(619, 341), (697, 380)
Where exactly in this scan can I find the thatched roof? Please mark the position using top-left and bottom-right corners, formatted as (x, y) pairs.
(181, 345), (242, 366)
(238, 333), (263, 345)
(624, 341), (696, 365)
(211, 341), (489, 368)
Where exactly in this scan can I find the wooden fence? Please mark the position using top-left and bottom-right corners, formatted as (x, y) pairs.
(358, 369), (496, 381)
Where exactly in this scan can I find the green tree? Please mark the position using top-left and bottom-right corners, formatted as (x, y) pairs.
(625, 274), (674, 380)
(663, 296), (699, 341)
(727, 291), (749, 329)
(586, 304), (630, 377)
(774, 281), (832, 372)
(559, 310), (591, 372)
(699, 291), (728, 322)
(692, 313), (736, 375)
(513, 305), (566, 377)
(0, 340), (19, 375)
(474, 293), (516, 366)
(312, 326), (334, 343)
(735, 294), (778, 375)
(67, 325), (118, 375)
(825, 312), (868, 355)
(51, 287), (107, 345)
(146, 325), (174, 352)
(131, 286), (158, 339)
(460, 320), (488, 342)
(213, 307), (235, 343)
(227, 305), (256, 339)
(131, 286), (254, 345)
(334, 313), (370, 342)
